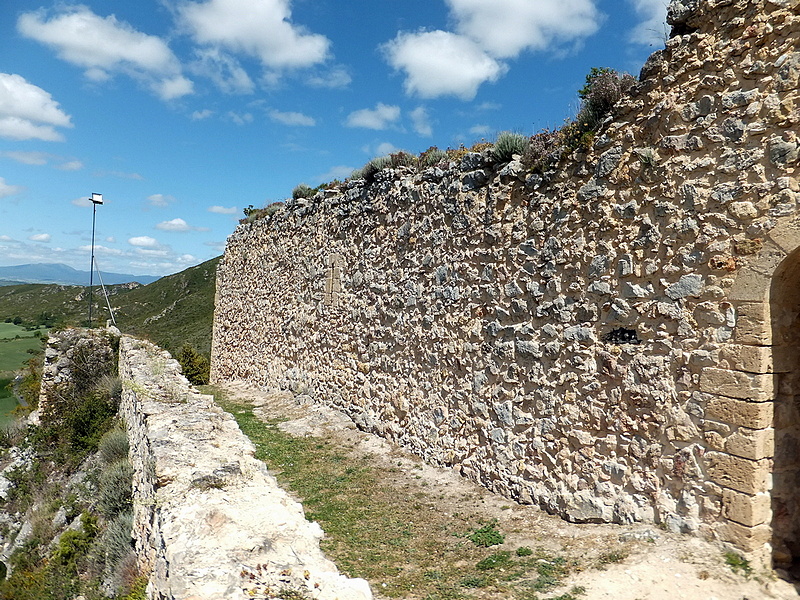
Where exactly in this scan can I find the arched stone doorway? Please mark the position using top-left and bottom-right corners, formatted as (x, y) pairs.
(771, 245), (800, 573)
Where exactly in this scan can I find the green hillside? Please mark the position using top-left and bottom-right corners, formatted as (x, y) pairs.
(111, 256), (220, 356)
(0, 256), (220, 357)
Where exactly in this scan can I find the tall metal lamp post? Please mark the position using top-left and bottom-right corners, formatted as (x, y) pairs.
(88, 192), (103, 328)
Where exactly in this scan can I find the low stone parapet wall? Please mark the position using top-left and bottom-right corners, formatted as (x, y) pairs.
(118, 336), (372, 599)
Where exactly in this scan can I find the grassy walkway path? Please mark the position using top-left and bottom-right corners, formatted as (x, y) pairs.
(210, 383), (790, 600)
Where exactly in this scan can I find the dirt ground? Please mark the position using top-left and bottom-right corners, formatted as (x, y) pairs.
(220, 382), (799, 600)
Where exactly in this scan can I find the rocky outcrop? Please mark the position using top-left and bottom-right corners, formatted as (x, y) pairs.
(119, 336), (371, 600)
(211, 0), (800, 564)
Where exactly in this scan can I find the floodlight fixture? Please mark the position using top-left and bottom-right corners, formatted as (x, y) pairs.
(91, 192), (103, 205)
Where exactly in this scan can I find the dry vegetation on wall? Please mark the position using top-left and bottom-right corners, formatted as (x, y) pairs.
(240, 69), (635, 224)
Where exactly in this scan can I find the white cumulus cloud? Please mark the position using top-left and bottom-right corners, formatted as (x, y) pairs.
(28, 233), (51, 242)
(446, 0), (601, 58)
(345, 103), (401, 130)
(268, 109), (315, 126)
(128, 235), (159, 248)
(306, 66), (352, 89)
(208, 205), (238, 214)
(227, 111), (253, 125)
(410, 106), (433, 137)
(191, 109), (214, 120)
(147, 194), (176, 207)
(0, 177), (24, 198)
(58, 160), (83, 171)
(191, 47), (254, 94)
(383, 31), (505, 100)
(628, 0), (669, 46)
(3, 151), (49, 165)
(155, 217), (208, 232)
(179, 0), (330, 74)
(78, 244), (123, 255)
(72, 196), (94, 207)
(383, 0), (602, 100)
(18, 6), (193, 101)
(0, 73), (73, 141)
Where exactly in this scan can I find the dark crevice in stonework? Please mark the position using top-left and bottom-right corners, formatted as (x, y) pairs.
(603, 327), (641, 345)
(670, 23), (700, 38)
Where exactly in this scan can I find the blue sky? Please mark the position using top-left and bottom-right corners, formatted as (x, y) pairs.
(0, 0), (668, 277)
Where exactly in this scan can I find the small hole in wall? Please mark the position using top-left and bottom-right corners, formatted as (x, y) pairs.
(603, 327), (641, 345)
(670, 23), (699, 38)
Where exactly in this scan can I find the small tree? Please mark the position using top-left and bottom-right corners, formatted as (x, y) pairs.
(177, 344), (210, 385)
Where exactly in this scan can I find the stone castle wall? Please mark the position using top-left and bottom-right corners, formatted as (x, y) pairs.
(211, 0), (800, 564)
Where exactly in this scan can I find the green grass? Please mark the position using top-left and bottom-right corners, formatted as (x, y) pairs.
(0, 322), (44, 339)
(215, 393), (577, 599)
(0, 377), (18, 428)
(0, 336), (44, 371)
(723, 550), (753, 577)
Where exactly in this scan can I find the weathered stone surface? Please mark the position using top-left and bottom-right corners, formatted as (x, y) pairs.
(119, 337), (371, 600)
(722, 490), (771, 528)
(718, 344), (775, 375)
(717, 521), (772, 553)
(705, 452), (771, 495)
(698, 368), (774, 401)
(706, 397), (773, 429)
(665, 274), (703, 299)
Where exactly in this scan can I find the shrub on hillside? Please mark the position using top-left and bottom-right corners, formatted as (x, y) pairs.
(522, 129), (562, 173)
(98, 459), (133, 519)
(564, 68), (635, 151)
(98, 426), (129, 466)
(418, 146), (447, 168)
(361, 155), (393, 183)
(94, 510), (135, 581)
(388, 151), (417, 169)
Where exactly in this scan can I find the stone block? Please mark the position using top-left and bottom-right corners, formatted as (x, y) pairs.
(717, 521), (772, 553)
(731, 301), (771, 345)
(722, 489), (771, 527)
(727, 270), (771, 303)
(705, 452), (771, 495)
(706, 396), (773, 429)
(725, 427), (774, 460)
(698, 367), (774, 401)
(719, 344), (776, 374)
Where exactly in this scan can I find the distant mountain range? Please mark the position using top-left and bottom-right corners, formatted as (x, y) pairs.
(0, 263), (160, 286)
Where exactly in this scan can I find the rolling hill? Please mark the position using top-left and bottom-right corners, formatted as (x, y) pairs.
(0, 256), (220, 357)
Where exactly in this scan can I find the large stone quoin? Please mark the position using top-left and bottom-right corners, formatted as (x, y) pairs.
(212, 0), (800, 568)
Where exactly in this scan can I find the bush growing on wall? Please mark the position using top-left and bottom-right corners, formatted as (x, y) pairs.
(491, 131), (529, 164)
(292, 183), (315, 200)
(563, 68), (635, 151)
(522, 129), (562, 173)
(419, 146), (447, 168)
